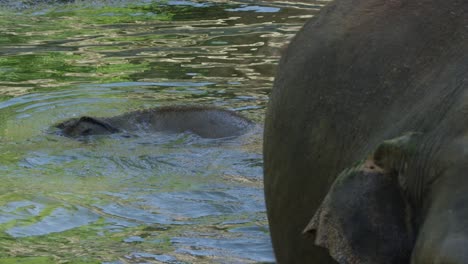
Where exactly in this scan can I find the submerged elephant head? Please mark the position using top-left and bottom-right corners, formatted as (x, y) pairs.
(263, 0), (467, 263)
(55, 106), (253, 139)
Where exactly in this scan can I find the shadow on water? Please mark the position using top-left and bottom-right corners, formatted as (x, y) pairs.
(0, 0), (324, 263)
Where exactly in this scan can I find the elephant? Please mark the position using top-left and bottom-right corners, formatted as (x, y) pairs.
(263, 0), (467, 263)
(55, 105), (253, 139)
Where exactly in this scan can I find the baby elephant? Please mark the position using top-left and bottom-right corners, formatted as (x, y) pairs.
(55, 105), (253, 139)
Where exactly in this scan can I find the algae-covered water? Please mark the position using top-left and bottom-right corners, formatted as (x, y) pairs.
(0, 0), (321, 263)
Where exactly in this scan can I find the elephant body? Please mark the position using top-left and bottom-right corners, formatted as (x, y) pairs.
(56, 105), (253, 139)
(264, 0), (467, 263)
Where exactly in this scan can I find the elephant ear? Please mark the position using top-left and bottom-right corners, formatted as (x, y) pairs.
(303, 160), (413, 264)
(57, 116), (119, 137)
(76, 116), (120, 134)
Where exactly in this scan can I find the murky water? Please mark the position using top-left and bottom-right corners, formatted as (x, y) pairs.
(0, 0), (322, 263)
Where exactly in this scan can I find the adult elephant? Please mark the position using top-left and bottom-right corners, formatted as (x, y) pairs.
(263, 0), (467, 263)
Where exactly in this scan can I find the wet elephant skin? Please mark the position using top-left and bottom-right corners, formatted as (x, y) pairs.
(56, 105), (253, 139)
(263, 0), (467, 263)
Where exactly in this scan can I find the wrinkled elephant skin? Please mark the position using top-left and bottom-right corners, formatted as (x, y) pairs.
(56, 105), (253, 139)
(263, 0), (467, 263)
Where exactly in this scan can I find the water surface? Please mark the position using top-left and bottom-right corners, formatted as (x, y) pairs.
(0, 0), (322, 263)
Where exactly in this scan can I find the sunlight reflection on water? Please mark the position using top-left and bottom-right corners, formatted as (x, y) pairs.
(0, 0), (322, 262)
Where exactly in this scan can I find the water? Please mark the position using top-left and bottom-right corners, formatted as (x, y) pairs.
(0, 0), (323, 263)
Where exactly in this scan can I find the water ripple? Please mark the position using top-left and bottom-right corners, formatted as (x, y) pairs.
(0, 0), (321, 262)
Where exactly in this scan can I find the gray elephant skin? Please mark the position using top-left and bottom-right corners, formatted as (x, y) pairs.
(263, 0), (467, 263)
(56, 105), (252, 139)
